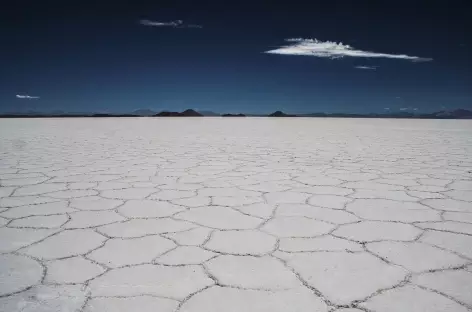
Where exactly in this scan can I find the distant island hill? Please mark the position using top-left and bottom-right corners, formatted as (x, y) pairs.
(1, 109), (472, 119)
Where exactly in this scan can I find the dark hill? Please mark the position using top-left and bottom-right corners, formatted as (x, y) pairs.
(222, 113), (246, 117)
(154, 109), (203, 117)
(268, 111), (297, 117)
(154, 111), (180, 117)
(447, 109), (472, 118)
(181, 109), (203, 116)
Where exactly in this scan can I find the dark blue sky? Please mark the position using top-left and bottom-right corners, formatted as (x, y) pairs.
(1, 0), (471, 114)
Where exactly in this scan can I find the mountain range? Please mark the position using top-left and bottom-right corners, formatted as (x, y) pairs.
(1, 109), (471, 119)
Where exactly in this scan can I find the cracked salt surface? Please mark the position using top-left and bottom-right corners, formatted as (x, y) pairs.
(1, 118), (471, 311)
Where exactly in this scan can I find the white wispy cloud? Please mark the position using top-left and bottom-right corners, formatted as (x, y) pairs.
(384, 108), (390, 110)
(16, 94), (40, 99)
(399, 107), (419, 111)
(354, 66), (377, 70)
(265, 38), (432, 62)
(139, 19), (202, 28)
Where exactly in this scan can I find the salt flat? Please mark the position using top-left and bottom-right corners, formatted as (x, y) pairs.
(1, 117), (472, 312)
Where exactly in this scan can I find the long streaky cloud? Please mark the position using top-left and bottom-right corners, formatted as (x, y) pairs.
(16, 94), (40, 99)
(265, 38), (432, 62)
(139, 19), (202, 28)
(355, 66), (377, 70)
(139, 19), (183, 27)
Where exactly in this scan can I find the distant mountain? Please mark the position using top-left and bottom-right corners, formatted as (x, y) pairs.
(222, 113), (246, 117)
(199, 110), (219, 116)
(270, 109), (472, 119)
(154, 109), (203, 117)
(1, 108), (471, 119)
(452, 109), (472, 118)
(430, 109), (472, 119)
(182, 109), (203, 116)
(154, 111), (180, 117)
(268, 111), (297, 117)
(132, 109), (156, 116)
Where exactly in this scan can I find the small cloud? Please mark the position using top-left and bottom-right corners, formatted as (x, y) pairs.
(413, 108), (418, 111)
(400, 108), (409, 111)
(139, 19), (182, 27)
(139, 19), (202, 28)
(16, 94), (40, 99)
(395, 96), (402, 99)
(384, 108), (390, 110)
(265, 38), (432, 62)
(355, 66), (377, 70)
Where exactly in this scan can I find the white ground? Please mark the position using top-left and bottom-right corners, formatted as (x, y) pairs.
(1, 117), (472, 312)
